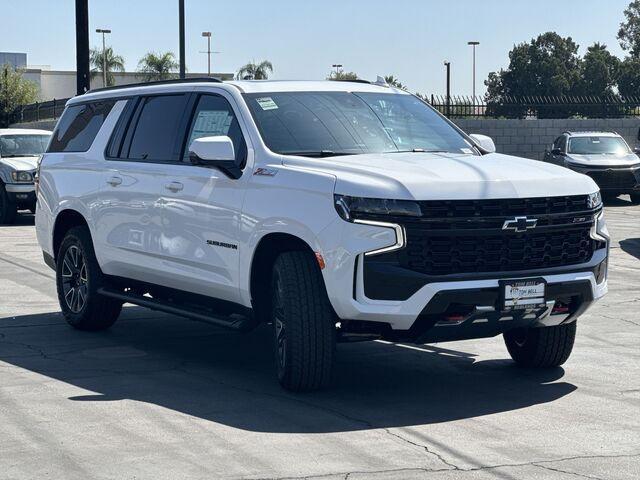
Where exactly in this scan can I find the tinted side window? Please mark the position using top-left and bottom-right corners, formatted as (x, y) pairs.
(182, 95), (247, 164)
(48, 101), (115, 152)
(127, 95), (189, 162)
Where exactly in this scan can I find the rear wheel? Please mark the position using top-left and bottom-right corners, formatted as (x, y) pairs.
(0, 184), (17, 225)
(271, 251), (335, 392)
(56, 226), (122, 331)
(504, 322), (576, 368)
(629, 193), (640, 204)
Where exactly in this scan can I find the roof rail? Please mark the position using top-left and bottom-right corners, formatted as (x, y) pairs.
(87, 77), (223, 94)
(330, 79), (372, 85)
(563, 130), (619, 136)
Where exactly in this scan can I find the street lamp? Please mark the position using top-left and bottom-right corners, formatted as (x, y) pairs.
(332, 64), (343, 76)
(467, 41), (480, 100)
(202, 32), (212, 76)
(95, 28), (111, 87)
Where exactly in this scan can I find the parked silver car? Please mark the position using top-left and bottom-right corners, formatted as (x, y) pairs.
(0, 128), (52, 224)
(544, 131), (640, 203)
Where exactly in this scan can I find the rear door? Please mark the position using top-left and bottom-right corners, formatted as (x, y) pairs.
(94, 92), (194, 282)
(156, 91), (252, 303)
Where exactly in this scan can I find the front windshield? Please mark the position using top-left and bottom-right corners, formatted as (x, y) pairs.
(568, 136), (630, 155)
(0, 134), (50, 157)
(243, 91), (475, 157)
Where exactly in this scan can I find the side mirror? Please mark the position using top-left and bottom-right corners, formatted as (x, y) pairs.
(189, 136), (241, 179)
(551, 148), (563, 156)
(469, 134), (496, 154)
(634, 146), (640, 155)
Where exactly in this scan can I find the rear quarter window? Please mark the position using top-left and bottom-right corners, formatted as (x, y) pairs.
(48, 100), (115, 153)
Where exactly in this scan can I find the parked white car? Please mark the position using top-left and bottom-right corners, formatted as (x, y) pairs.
(35, 79), (608, 391)
(544, 131), (640, 202)
(0, 128), (51, 223)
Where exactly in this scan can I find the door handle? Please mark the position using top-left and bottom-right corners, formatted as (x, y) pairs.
(164, 181), (184, 192)
(107, 176), (123, 187)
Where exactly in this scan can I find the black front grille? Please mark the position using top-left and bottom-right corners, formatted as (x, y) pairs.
(401, 224), (598, 275)
(366, 195), (604, 277)
(583, 169), (638, 190)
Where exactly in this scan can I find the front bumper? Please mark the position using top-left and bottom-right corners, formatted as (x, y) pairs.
(567, 164), (640, 193)
(5, 183), (36, 207)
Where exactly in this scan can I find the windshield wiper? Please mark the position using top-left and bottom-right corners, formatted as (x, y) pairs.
(282, 150), (357, 158)
(384, 149), (450, 154)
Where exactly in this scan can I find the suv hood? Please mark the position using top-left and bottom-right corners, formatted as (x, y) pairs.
(0, 155), (39, 171)
(566, 152), (640, 167)
(283, 152), (598, 200)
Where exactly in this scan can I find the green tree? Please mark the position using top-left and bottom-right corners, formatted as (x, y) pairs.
(618, 0), (640, 57)
(137, 52), (179, 82)
(576, 43), (620, 96)
(617, 57), (640, 96)
(90, 46), (125, 87)
(384, 75), (406, 89)
(236, 60), (273, 80)
(327, 70), (358, 81)
(485, 32), (581, 100)
(0, 65), (38, 127)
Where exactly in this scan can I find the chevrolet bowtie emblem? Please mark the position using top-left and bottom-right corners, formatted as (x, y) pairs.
(502, 216), (538, 233)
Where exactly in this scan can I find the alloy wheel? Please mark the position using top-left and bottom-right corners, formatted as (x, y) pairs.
(61, 245), (88, 313)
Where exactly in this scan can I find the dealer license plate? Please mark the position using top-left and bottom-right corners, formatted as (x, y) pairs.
(500, 278), (546, 311)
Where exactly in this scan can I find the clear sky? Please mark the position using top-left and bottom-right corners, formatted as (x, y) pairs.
(0, 0), (632, 95)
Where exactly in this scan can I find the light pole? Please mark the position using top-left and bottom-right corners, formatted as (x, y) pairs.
(76, 0), (90, 95)
(202, 32), (212, 76)
(332, 64), (343, 77)
(468, 41), (480, 100)
(95, 28), (111, 87)
(179, 0), (185, 78)
(444, 61), (451, 117)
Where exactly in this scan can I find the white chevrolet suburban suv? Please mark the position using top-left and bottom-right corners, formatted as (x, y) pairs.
(36, 78), (609, 391)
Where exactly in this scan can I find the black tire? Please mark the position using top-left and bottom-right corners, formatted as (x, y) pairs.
(0, 184), (17, 225)
(271, 251), (335, 392)
(629, 193), (640, 205)
(504, 322), (577, 368)
(56, 226), (122, 331)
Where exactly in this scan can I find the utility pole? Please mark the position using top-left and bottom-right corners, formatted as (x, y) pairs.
(467, 41), (480, 100)
(75, 0), (90, 95)
(179, 0), (186, 79)
(202, 32), (211, 76)
(444, 61), (451, 117)
(332, 64), (343, 77)
(96, 29), (112, 87)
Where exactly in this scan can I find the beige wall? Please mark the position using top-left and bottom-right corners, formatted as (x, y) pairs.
(23, 69), (234, 101)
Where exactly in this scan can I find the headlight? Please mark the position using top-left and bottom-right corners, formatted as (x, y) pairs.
(11, 171), (34, 183)
(590, 210), (609, 242)
(334, 194), (421, 221)
(587, 191), (602, 210)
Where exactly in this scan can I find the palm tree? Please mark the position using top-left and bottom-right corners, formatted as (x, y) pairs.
(236, 60), (273, 80)
(137, 52), (179, 82)
(384, 75), (406, 90)
(90, 47), (125, 87)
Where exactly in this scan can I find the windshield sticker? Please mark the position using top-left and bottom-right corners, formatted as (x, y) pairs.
(256, 97), (278, 111)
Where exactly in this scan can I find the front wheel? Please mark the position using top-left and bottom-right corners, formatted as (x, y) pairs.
(504, 322), (577, 368)
(0, 184), (17, 225)
(56, 226), (122, 331)
(272, 251), (335, 392)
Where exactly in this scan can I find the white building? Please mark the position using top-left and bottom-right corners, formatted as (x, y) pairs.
(22, 68), (235, 101)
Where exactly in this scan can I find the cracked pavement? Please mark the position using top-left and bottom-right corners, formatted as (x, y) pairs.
(1, 198), (639, 480)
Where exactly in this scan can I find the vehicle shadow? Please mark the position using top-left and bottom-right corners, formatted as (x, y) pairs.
(0, 307), (576, 433)
(603, 195), (634, 208)
(3, 212), (35, 226)
(620, 238), (640, 260)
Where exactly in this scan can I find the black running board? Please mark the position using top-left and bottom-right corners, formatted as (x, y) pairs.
(97, 287), (255, 332)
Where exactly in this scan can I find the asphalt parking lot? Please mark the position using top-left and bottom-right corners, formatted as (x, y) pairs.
(0, 199), (639, 480)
